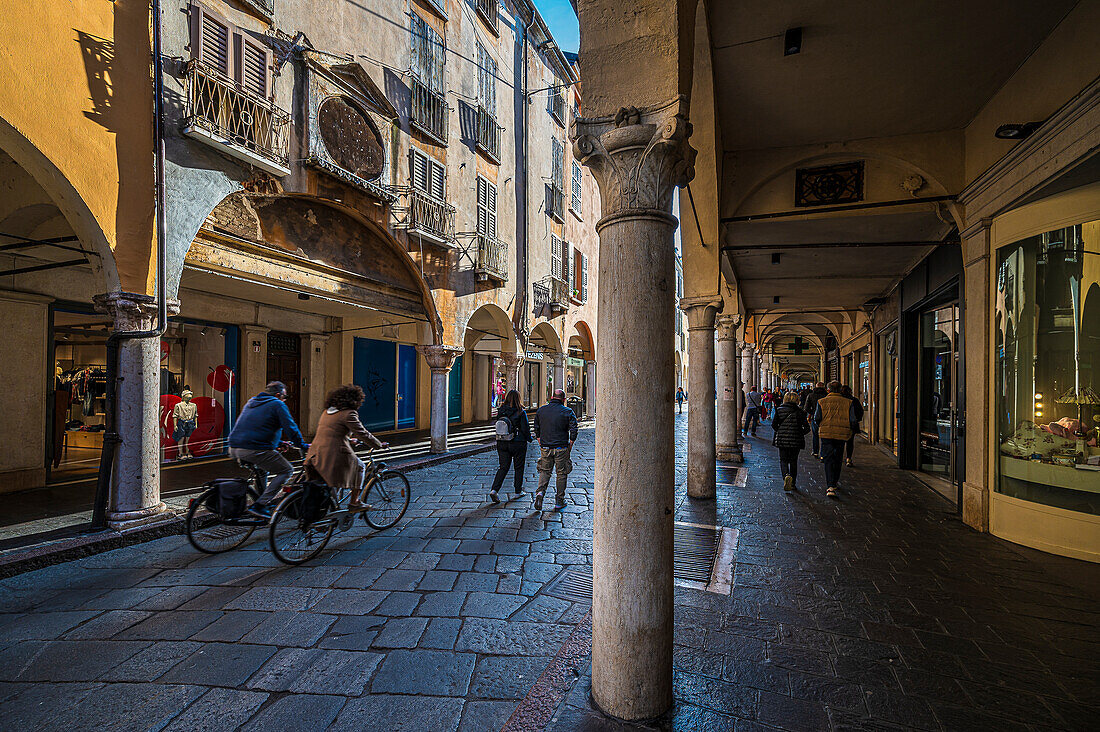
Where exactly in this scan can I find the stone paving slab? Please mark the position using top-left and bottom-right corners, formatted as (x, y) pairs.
(1, 416), (1098, 730)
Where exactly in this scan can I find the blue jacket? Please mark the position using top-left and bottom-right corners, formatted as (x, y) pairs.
(228, 393), (305, 451)
(533, 400), (578, 448)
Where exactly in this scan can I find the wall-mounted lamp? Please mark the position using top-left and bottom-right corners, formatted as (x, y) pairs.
(784, 27), (802, 56)
(995, 122), (1042, 141)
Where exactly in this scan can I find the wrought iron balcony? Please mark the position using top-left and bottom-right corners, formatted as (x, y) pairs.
(475, 234), (508, 283)
(411, 78), (448, 144)
(546, 184), (565, 222)
(183, 61), (290, 176)
(396, 187), (455, 245)
(548, 275), (569, 311)
(476, 106), (501, 163)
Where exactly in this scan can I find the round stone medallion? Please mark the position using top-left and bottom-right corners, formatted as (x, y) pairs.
(318, 96), (385, 181)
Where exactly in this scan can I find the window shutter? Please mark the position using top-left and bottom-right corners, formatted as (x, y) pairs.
(429, 159), (445, 200)
(410, 150), (428, 194)
(194, 7), (231, 76)
(571, 161), (582, 212)
(551, 235), (562, 280)
(581, 253), (588, 301)
(551, 139), (563, 188)
(410, 15), (422, 79)
(241, 37), (269, 97)
(476, 177), (487, 236)
(486, 181), (497, 238)
(561, 240), (571, 288)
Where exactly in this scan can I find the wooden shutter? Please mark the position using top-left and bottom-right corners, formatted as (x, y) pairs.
(551, 235), (562, 279)
(581, 253), (588, 301)
(410, 149), (428, 194)
(241, 36), (269, 97)
(571, 161), (582, 212)
(477, 177), (496, 238)
(551, 138), (563, 188)
(429, 158), (445, 200)
(566, 242), (574, 291)
(192, 5), (231, 76)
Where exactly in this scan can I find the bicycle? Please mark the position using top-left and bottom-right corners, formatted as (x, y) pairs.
(268, 448), (411, 565)
(185, 461), (267, 553)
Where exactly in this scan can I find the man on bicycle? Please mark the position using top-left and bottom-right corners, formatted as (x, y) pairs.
(228, 381), (307, 519)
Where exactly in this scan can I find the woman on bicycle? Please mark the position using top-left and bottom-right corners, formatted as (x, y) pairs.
(304, 385), (386, 511)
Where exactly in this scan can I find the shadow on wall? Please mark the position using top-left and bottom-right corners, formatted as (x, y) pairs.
(76, 31), (115, 131)
(457, 100), (477, 153)
(384, 69), (411, 131)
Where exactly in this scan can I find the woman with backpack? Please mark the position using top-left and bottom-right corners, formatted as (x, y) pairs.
(489, 389), (533, 503)
(771, 391), (810, 492)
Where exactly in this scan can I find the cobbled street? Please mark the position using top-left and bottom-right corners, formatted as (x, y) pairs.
(0, 414), (1097, 731)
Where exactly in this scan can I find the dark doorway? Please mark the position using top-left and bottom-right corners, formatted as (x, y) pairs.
(267, 332), (301, 422)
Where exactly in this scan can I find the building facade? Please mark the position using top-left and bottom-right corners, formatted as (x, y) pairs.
(0, 0), (599, 531)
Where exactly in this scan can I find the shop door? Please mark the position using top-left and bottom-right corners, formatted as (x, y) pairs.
(266, 332), (301, 423)
(918, 304), (961, 499)
(397, 344), (417, 430)
(448, 355), (463, 422)
(353, 337), (396, 432)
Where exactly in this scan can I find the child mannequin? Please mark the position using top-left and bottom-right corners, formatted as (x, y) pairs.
(172, 390), (198, 459)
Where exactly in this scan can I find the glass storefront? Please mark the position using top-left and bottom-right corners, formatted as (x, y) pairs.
(918, 303), (960, 485)
(995, 221), (1100, 515)
(522, 359), (541, 407)
(879, 330), (898, 455)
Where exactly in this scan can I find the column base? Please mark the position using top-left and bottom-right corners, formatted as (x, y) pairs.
(106, 502), (169, 531)
(716, 444), (743, 463)
(961, 481), (989, 532)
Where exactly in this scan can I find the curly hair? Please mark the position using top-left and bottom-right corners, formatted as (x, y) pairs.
(325, 384), (365, 411)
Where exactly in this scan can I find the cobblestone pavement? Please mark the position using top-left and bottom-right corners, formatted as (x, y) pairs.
(1, 414), (1098, 731)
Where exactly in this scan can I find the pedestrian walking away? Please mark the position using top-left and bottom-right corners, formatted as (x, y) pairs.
(814, 380), (859, 499)
(228, 381), (308, 519)
(489, 390), (533, 504)
(771, 391), (810, 491)
(675, 386), (686, 414)
(743, 385), (763, 436)
(533, 388), (578, 511)
(761, 388), (774, 422)
(803, 381), (828, 457)
(304, 385), (386, 513)
(841, 384), (864, 467)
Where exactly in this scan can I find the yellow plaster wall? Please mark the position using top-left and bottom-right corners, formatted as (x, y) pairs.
(0, 0), (154, 294)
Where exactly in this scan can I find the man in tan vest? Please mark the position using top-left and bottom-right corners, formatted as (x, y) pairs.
(813, 381), (857, 498)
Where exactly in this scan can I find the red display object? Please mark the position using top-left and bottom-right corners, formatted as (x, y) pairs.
(159, 394), (226, 460)
(207, 365), (235, 393)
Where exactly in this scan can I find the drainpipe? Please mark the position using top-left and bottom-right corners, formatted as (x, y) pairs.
(91, 0), (170, 529)
(513, 12), (534, 347)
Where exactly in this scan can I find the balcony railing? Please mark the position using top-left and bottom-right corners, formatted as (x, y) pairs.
(411, 78), (448, 144)
(476, 106), (501, 162)
(475, 0), (498, 32)
(183, 61), (290, 176)
(548, 88), (566, 126)
(398, 187), (455, 244)
(548, 275), (569, 310)
(475, 234), (508, 283)
(546, 184), (565, 222)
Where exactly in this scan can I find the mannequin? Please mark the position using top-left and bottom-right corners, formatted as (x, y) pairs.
(172, 389), (198, 459)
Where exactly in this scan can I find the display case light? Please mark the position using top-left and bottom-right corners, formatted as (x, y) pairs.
(1034, 392), (1043, 400)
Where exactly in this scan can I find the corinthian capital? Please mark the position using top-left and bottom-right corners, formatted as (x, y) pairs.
(416, 344), (463, 372)
(715, 314), (742, 342)
(571, 96), (696, 221)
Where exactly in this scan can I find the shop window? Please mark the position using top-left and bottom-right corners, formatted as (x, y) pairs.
(995, 222), (1100, 514)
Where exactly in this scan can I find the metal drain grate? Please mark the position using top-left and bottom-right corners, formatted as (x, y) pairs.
(715, 466), (741, 484)
(541, 523), (722, 603)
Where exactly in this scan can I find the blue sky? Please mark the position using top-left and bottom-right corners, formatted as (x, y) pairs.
(533, 0), (579, 54)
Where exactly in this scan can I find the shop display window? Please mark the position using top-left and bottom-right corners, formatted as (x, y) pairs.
(995, 222), (1100, 514)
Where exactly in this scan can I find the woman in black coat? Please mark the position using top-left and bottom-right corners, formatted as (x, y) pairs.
(771, 392), (811, 491)
(489, 390), (533, 503)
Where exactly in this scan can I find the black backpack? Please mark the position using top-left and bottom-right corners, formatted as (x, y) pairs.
(204, 478), (249, 519)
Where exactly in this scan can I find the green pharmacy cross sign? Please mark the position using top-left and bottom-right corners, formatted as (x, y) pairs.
(787, 337), (806, 355)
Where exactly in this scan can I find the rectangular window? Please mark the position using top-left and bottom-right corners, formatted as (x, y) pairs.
(571, 160), (582, 213)
(477, 177), (497, 238)
(548, 85), (565, 125)
(410, 149), (445, 200)
(190, 4), (271, 98)
(477, 43), (496, 115)
(410, 14), (445, 93)
(551, 235), (563, 280)
(551, 138), (564, 190)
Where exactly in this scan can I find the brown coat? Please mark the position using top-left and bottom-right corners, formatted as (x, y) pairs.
(304, 408), (382, 488)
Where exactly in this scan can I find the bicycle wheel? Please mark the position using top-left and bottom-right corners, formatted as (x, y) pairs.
(363, 470), (411, 530)
(268, 489), (334, 565)
(186, 487), (256, 554)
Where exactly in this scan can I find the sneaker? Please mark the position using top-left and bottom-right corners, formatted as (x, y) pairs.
(783, 475), (794, 492)
(553, 503), (566, 511)
(826, 487), (838, 499)
(489, 490), (500, 504)
(247, 503), (272, 519)
(846, 459), (854, 467)
(533, 492), (544, 510)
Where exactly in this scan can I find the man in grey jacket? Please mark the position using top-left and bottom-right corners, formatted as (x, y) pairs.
(532, 389), (579, 511)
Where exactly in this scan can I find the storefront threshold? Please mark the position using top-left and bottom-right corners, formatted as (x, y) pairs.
(907, 470), (959, 508)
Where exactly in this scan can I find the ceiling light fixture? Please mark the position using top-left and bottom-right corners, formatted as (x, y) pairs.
(994, 121), (1042, 140)
(783, 27), (802, 56)
(771, 253), (781, 264)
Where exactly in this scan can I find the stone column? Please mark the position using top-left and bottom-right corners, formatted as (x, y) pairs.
(585, 360), (597, 418)
(551, 353), (566, 393)
(573, 96), (695, 720)
(681, 296), (723, 497)
(715, 315), (743, 463)
(417, 345), (462, 453)
(961, 221), (992, 531)
(501, 352), (524, 393)
(94, 293), (177, 529)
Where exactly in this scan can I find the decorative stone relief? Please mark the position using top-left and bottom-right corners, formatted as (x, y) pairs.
(571, 96), (696, 219)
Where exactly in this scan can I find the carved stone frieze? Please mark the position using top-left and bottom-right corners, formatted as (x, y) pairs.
(571, 96), (696, 222)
